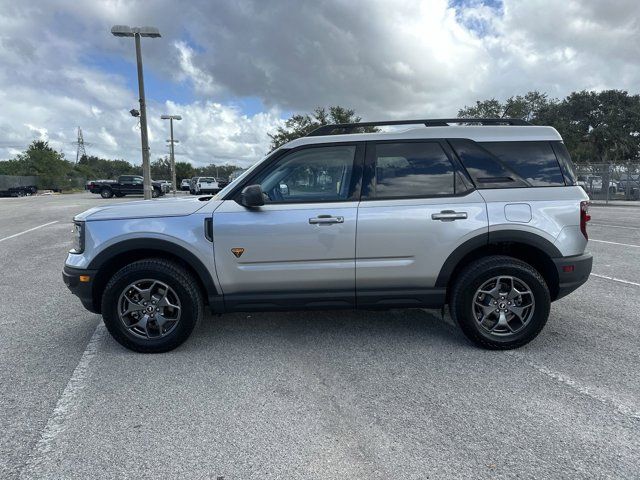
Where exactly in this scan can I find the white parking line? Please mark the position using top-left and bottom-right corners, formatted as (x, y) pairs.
(508, 353), (640, 420)
(590, 273), (640, 287)
(590, 223), (640, 231)
(18, 323), (104, 479)
(0, 221), (59, 243)
(589, 239), (640, 248)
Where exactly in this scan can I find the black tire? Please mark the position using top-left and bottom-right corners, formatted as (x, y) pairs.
(114, 192), (125, 198)
(101, 258), (203, 353)
(100, 187), (113, 199)
(151, 189), (160, 198)
(449, 255), (550, 350)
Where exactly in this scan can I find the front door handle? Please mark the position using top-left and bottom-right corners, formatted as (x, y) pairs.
(309, 215), (344, 225)
(431, 210), (468, 221)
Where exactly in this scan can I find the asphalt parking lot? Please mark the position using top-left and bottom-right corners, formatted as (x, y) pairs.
(1, 193), (638, 479)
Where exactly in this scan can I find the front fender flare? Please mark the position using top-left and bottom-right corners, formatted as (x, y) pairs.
(87, 238), (218, 302)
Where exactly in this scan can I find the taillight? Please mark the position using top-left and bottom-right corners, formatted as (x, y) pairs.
(580, 201), (591, 240)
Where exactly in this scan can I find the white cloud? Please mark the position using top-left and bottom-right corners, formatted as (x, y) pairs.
(1, 0), (640, 168)
(173, 41), (219, 95)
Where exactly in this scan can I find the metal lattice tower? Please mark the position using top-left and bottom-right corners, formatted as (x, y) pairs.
(74, 127), (87, 164)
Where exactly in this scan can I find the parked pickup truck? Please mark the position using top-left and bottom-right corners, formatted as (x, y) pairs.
(87, 175), (166, 198)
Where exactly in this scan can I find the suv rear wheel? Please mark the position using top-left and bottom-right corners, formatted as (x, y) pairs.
(450, 255), (550, 350)
(101, 259), (203, 353)
(100, 187), (113, 198)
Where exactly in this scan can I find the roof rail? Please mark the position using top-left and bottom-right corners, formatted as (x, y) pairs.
(306, 118), (531, 137)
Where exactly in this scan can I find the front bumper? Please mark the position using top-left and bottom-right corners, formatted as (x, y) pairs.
(62, 265), (99, 313)
(553, 252), (593, 300)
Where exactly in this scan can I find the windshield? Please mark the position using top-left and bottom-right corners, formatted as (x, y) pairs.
(200, 177), (215, 182)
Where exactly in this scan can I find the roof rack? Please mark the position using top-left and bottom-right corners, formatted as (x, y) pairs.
(306, 118), (531, 137)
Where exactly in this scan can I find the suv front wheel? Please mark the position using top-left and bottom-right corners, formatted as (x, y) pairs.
(101, 259), (203, 353)
(450, 255), (550, 350)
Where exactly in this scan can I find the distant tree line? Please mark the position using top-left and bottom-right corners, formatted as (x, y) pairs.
(0, 141), (244, 190)
(2, 90), (640, 190)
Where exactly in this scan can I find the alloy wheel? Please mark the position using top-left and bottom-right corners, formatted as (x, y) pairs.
(472, 275), (535, 336)
(117, 279), (181, 339)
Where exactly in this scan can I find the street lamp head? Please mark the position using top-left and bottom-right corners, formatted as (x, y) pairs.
(111, 25), (134, 37)
(130, 108), (140, 117)
(136, 26), (161, 38)
(111, 25), (161, 38)
(161, 115), (182, 120)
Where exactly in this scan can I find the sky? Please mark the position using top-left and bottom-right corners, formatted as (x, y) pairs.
(1, 0), (639, 168)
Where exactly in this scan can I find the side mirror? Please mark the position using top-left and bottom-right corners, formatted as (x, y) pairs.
(238, 184), (264, 208)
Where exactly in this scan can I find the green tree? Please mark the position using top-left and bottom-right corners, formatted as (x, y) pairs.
(175, 161), (194, 182)
(268, 106), (378, 150)
(77, 155), (140, 179)
(150, 157), (172, 180)
(537, 90), (640, 165)
(459, 89), (640, 165)
(13, 140), (72, 189)
(458, 91), (554, 121)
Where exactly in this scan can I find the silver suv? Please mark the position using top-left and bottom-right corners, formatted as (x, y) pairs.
(63, 118), (592, 353)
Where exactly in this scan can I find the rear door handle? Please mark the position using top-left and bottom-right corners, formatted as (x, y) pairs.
(309, 215), (344, 225)
(431, 210), (468, 221)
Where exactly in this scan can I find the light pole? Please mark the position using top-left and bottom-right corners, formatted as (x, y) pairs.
(161, 115), (182, 196)
(111, 25), (161, 200)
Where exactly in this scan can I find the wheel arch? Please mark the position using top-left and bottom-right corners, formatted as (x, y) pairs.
(88, 239), (219, 313)
(436, 231), (561, 301)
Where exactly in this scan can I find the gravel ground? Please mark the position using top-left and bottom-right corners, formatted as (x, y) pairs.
(1, 193), (638, 479)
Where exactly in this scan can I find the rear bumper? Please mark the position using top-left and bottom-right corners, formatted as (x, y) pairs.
(553, 253), (593, 300)
(62, 265), (99, 313)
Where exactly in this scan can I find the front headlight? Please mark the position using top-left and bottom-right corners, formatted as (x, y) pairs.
(71, 221), (85, 254)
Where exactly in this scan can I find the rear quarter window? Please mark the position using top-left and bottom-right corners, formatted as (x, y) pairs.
(550, 142), (578, 185)
(480, 141), (565, 187)
(448, 139), (529, 189)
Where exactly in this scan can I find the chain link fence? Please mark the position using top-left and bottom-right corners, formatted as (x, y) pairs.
(574, 163), (640, 203)
(0, 175), (38, 190)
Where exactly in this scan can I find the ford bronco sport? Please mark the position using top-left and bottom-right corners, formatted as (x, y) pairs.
(63, 118), (592, 353)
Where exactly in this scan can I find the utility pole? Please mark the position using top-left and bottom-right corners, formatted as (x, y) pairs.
(111, 25), (161, 200)
(161, 115), (182, 196)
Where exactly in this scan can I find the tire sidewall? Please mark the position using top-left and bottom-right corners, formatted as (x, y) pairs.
(454, 262), (550, 348)
(102, 265), (199, 352)
(101, 188), (113, 198)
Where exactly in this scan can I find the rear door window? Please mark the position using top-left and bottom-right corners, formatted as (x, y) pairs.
(367, 142), (469, 199)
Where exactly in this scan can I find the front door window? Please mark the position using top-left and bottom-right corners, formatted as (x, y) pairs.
(253, 145), (357, 203)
